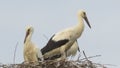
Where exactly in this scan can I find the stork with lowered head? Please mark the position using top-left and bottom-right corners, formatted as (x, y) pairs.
(23, 26), (43, 63)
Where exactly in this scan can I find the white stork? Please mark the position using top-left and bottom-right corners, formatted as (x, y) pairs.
(23, 26), (43, 63)
(41, 10), (91, 60)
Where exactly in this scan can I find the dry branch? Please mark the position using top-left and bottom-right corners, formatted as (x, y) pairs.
(13, 42), (18, 64)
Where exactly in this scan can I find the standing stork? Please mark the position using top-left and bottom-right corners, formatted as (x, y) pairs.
(24, 26), (43, 63)
(41, 10), (91, 60)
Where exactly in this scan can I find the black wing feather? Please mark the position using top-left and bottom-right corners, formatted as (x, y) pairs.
(41, 34), (69, 55)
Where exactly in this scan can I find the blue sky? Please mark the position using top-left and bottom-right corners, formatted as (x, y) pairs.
(0, 0), (120, 68)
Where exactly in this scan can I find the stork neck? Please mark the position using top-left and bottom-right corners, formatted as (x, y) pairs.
(78, 16), (84, 26)
(71, 15), (84, 39)
(75, 16), (84, 31)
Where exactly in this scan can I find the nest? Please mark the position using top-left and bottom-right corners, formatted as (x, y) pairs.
(0, 51), (109, 68)
(0, 59), (107, 68)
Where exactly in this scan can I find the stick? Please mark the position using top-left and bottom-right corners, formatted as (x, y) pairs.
(13, 42), (18, 64)
(77, 53), (81, 61)
(80, 55), (101, 60)
(83, 51), (89, 61)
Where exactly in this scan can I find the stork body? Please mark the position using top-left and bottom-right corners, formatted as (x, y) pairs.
(41, 10), (91, 60)
(24, 26), (43, 63)
(66, 40), (80, 58)
(45, 40), (80, 60)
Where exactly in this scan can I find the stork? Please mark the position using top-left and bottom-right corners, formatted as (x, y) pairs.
(41, 10), (91, 61)
(23, 26), (43, 63)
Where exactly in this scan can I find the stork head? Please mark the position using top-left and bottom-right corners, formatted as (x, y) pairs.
(77, 10), (91, 28)
(24, 25), (34, 43)
(25, 25), (34, 34)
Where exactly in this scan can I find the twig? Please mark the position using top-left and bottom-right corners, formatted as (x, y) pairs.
(77, 53), (81, 61)
(94, 63), (117, 67)
(83, 51), (89, 61)
(13, 42), (18, 64)
(83, 51), (95, 68)
(80, 55), (101, 60)
(104, 64), (117, 66)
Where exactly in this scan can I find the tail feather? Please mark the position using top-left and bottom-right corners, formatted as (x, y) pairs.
(37, 48), (44, 61)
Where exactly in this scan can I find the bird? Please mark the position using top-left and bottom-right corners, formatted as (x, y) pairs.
(23, 26), (43, 63)
(41, 10), (91, 61)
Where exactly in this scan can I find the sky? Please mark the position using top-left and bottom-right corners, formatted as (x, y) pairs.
(0, 0), (120, 68)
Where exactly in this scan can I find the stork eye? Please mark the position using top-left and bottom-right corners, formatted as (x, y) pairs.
(27, 29), (31, 34)
(28, 29), (30, 32)
(83, 12), (86, 15)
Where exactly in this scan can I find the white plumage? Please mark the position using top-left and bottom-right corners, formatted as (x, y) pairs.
(66, 40), (80, 58)
(41, 10), (91, 60)
(23, 26), (43, 63)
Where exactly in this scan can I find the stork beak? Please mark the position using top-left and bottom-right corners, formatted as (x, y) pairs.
(84, 16), (91, 28)
(24, 29), (30, 43)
